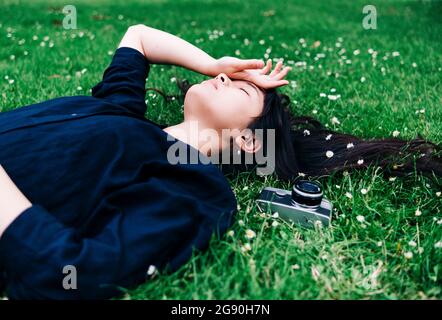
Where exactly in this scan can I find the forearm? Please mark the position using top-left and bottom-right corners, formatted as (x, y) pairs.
(121, 24), (217, 76)
(0, 165), (32, 238)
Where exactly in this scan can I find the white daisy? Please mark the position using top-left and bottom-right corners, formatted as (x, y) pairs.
(331, 117), (340, 125)
(415, 209), (422, 216)
(347, 142), (354, 149)
(245, 229), (256, 239)
(326, 150), (334, 158)
(303, 129), (311, 136)
(345, 192), (353, 199)
(146, 265), (157, 276)
(392, 130), (400, 137)
(356, 215), (365, 223)
(360, 188), (368, 195)
(357, 159), (364, 165)
(403, 251), (413, 259)
(327, 94), (341, 101)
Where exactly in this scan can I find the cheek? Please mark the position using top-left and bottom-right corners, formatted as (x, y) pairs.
(215, 96), (257, 130)
(184, 87), (254, 129)
(207, 96), (245, 129)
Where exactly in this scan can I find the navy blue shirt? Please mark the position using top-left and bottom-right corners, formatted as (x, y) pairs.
(0, 47), (237, 299)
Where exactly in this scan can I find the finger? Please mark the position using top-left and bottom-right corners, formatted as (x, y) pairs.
(250, 78), (289, 89)
(264, 80), (289, 89)
(273, 66), (292, 80)
(235, 59), (265, 71)
(269, 60), (283, 77)
(261, 59), (272, 74)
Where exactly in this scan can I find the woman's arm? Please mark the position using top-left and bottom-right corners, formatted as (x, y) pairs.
(118, 24), (264, 77)
(0, 165), (32, 237)
(0, 165), (32, 238)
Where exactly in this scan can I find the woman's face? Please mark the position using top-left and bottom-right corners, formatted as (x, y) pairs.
(183, 73), (265, 131)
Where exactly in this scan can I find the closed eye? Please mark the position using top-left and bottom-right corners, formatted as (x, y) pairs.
(240, 88), (249, 96)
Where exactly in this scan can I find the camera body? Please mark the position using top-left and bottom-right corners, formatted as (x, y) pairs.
(256, 180), (333, 228)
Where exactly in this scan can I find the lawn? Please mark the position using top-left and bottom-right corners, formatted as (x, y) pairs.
(0, 0), (441, 299)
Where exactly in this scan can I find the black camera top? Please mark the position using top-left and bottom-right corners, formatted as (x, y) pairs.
(292, 180), (323, 208)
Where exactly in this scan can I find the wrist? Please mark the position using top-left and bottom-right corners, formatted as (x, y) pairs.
(202, 57), (220, 77)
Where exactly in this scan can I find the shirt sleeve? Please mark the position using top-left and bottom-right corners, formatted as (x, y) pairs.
(91, 47), (151, 116)
(0, 174), (237, 300)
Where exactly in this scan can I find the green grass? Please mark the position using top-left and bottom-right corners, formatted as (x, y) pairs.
(1, 0), (441, 299)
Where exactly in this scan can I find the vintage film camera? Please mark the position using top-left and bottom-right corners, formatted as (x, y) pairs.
(256, 180), (333, 228)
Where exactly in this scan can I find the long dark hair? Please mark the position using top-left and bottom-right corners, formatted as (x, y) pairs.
(149, 79), (442, 185)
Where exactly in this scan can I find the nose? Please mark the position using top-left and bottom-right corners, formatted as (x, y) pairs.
(215, 73), (231, 86)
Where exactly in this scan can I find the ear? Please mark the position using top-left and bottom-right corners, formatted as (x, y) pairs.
(234, 133), (262, 154)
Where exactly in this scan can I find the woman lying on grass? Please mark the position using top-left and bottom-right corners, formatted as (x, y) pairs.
(0, 24), (440, 300)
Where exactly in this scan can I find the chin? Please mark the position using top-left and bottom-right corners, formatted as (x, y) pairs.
(184, 85), (213, 112)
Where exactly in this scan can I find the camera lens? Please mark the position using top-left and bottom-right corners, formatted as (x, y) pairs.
(291, 180), (323, 207)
